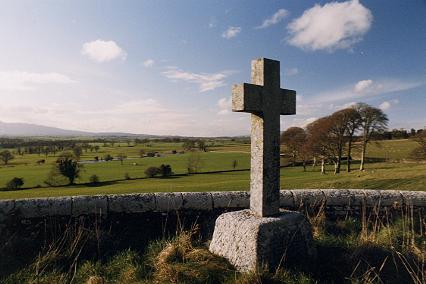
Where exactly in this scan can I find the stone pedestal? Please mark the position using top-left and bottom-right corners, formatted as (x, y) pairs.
(209, 209), (316, 272)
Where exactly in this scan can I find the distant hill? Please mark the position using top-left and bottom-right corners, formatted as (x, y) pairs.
(0, 121), (154, 137)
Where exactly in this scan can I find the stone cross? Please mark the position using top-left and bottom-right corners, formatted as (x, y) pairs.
(232, 58), (296, 217)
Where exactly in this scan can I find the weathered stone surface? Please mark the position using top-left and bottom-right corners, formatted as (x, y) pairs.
(211, 191), (249, 209)
(292, 189), (326, 207)
(0, 199), (15, 222)
(279, 190), (294, 208)
(14, 197), (72, 218)
(154, 192), (183, 212)
(376, 190), (402, 207)
(322, 189), (352, 206)
(232, 58), (296, 217)
(400, 190), (426, 207)
(209, 209), (315, 272)
(108, 193), (156, 213)
(182, 192), (212, 210)
(72, 195), (107, 216)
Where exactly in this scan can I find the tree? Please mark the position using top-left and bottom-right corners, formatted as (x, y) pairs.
(355, 103), (389, 171)
(232, 159), (238, 170)
(72, 146), (83, 160)
(183, 140), (196, 151)
(145, 166), (160, 178)
(55, 154), (82, 185)
(6, 177), (24, 190)
(159, 164), (173, 177)
(104, 154), (114, 161)
(410, 131), (426, 160)
(197, 140), (207, 152)
(345, 107), (362, 172)
(281, 127), (307, 169)
(116, 153), (127, 165)
(89, 174), (100, 185)
(305, 117), (338, 174)
(0, 150), (14, 165)
(187, 151), (202, 174)
(328, 109), (359, 174)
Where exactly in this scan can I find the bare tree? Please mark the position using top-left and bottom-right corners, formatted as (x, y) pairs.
(328, 108), (361, 174)
(116, 153), (127, 165)
(187, 151), (202, 174)
(306, 117), (338, 174)
(355, 103), (388, 171)
(345, 107), (362, 172)
(0, 150), (14, 165)
(281, 127), (308, 171)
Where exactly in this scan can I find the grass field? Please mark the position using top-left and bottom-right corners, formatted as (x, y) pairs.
(0, 139), (424, 199)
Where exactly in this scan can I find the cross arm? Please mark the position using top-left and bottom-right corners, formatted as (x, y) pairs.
(280, 89), (296, 115)
(232, 83), (263, 113)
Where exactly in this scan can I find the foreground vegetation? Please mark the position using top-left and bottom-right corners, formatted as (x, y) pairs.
(0, 139), (425, 199)
(2, 206), (424, 283)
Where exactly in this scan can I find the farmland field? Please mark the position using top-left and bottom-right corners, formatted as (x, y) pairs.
(0, 138), (424, 199)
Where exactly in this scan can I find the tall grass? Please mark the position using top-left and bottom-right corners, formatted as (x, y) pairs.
(1, 205), (424, 284)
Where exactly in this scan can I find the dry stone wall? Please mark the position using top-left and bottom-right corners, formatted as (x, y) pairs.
(1, 189), (425, 223)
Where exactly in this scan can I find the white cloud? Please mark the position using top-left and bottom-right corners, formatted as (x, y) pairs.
(379, 99), (399, 111)
(0, 71), (75, 91)
(284, 67), (299, 76)
(256, 9), (289, 29)
(287, 0), (372, 51)
(81, 40), (127, 62)
(222, 26), (241, 39)
(143, 59), (155, 67)
(162, 67), (234, 92)
(354, 79), (373, 93)
(217, 97), (232, 115)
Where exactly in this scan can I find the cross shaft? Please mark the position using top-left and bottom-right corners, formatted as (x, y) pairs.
(232, 58), (296, 217)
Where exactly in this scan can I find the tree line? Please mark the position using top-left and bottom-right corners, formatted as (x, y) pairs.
(281, 103), (389, 174)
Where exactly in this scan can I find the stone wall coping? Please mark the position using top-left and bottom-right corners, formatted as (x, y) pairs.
(0, 189), (425, 219)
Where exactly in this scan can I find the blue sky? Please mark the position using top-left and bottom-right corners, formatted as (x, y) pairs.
(0, 0), (425, 136)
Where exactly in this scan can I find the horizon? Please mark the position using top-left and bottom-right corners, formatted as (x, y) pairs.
(1, 0), (425, 136)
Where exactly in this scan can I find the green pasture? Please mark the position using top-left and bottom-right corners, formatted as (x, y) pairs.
(0, 138), (424, 199)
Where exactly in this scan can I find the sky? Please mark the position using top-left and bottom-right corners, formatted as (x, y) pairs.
(0, 0), (425, 136)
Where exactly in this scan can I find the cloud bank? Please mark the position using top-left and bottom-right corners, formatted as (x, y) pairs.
(287, 0), (372, 51)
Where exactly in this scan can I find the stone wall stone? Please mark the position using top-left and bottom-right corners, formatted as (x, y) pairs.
(1, 190), (425, 223)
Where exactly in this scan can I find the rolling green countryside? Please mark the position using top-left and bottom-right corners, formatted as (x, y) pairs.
(0, 138), (424, 199)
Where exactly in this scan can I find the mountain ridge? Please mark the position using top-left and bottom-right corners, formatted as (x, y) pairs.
(0, 121), (155, 137)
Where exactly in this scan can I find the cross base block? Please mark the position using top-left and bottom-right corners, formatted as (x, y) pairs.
(209, 209), (316, 272)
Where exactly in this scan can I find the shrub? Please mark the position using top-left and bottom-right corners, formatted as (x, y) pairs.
(89, 174), (100, 185)
(104, 154), (114, 161)
(124, 172), (131, 180)
(145, 166), (160, 178)
(6, 177), (24, 190)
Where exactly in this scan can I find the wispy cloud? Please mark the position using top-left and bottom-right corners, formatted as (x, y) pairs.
(284, 67), (299, 76)
(287, 0), (372, 51)
(217, 97), (232, 115)
(162, 67), (234, 92)
(81, 39), (127, 62)
(143, 59), (155, 67)
(311, 79), (422, 104)
(256, 9), (289, 29)
(222, 26), (241, 39)
(0, 71), (76, 91)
